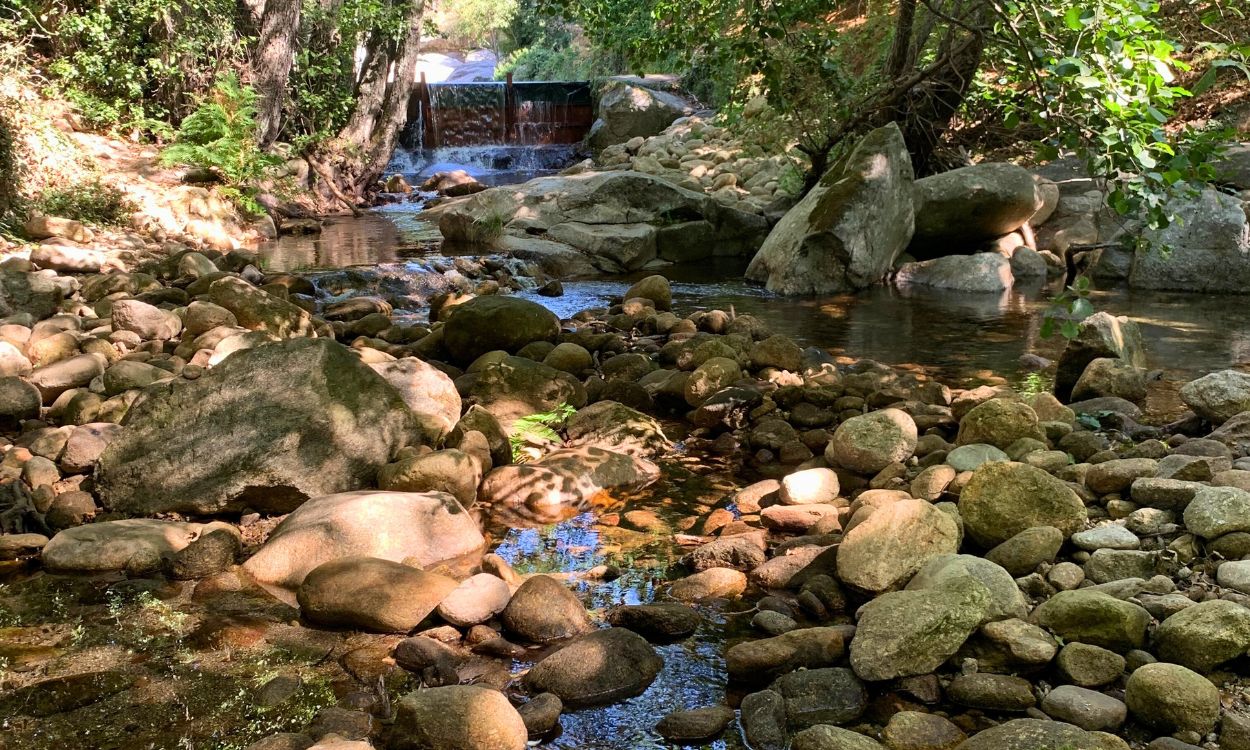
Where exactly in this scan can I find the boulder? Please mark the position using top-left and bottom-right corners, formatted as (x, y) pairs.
(29, 243), (106, 273)
(208, 277), (315, 337)
(0, 271), (63, 321)
(501, 575), (594, 643)
(771, 667), (868, 730)
(297, 556), (458, 633)
(1124, 662), (1221, 735)
(442, 296), (560, 365)
(836, 499), (961, 593)
(379, 450), (481, 507)
(623, 274), (672, 311)
(110, 299), (182, 340)
(565, 400), (671, 458)
(478, 447), (659, 518)
(895, 253), (1014, 292)
(27, 354), (105, 402)
(745, 123), (915, 295)
(522, 627), (664, 707)
(41, 518), (204, 573)
(1054, 312), (1146, 402)
(826, 408), (918, 474)
(242, 491), (485, 590)
(958, 461), (1087, 547)
(952, 719), (1104, 750)
(726, 627), (846, 682)
(956, 399), (1044, 450)
(1180, 369), (1250, 424)
(1032, 589), (1150, 651)
(588, 81), (693, 151)
(1130, 188), (1250, 293)
(905, 554), (1027, 624)
(1151, 599), (1250, 672)
(369, 357), (461, 443)
(0, 376), (41, 425)
(1071, 358), (1147, 403)
(391, 685), (527, 750)
(547, 222), (657, 272)
(96, 339), (416, 515)
(460, 356), (586, 429)
(1182, 485), (1250, 538)
(912, 163), (1040, 247)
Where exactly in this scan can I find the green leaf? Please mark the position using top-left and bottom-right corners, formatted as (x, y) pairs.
(1060, 320), (1081, 340)
(1070, 297), (1095, 320)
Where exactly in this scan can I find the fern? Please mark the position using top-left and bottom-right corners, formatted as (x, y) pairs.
(510, 403), (576, 463)
(160, 74), (280, 215)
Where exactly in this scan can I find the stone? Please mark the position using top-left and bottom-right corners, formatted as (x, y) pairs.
(501, 575), (594, 643)
(460, 356), (586, 430)
(792, 725), (884, 750)
(912, 162), (1039, 246)
(882, 711), (965, 750)
(379, 450), (481, 507)
(826, 408), (918, 474)
(208, 277), (315, 337)
(1086, 458), (1157, 494)
(1130, 188), (1250, 294)
(684, 357), (742, 406)
(184, 301), (237, 336)
(1124, 662), (1220, 735)
(588, 81), (692, 150)
(726, 627), (846, 682)
(947, 673), (1036, 711)
(779, 467), (841, 505)
(437, 573), (512, 627)
(1210, 411), (1250, 456)
(684, 534), (767, 571)
(29, 243), (105, 273)
(656, 706), (735, 744)
(110, 299), (182, 340)
(1183, 485), (1250, 538)
(1071, 525), (1140, 551)
(565, 400), (671, 458)
(165, 527), (241, 580)
(750, 335), (804, 372)
(605, 602), (701, 641)
(623, 275), (672, 311)
(1181, 369), (1250, 424)
(836, 499), (961, 593)
(391, 684), (527, 750)
(905, 553), (1027, 623)
(1056, 642), (1125, 687)
(1040, 686), (1125, 731)
(1151, 599), (1250, 672)
(771, 667), (867, 730)
(41, 518), (204, 572)
(950, 719), (1101, 750)
(517, 693), (562, 738)
(479, 447), (659, 517)
(102, 360), (170, 396)
(297, 556), (457, 633)
(740, 690), (788, 750)
(96, 339), (416, 515)
(522, 627), (663, 707)
(0, 376), (41, 425)
(849, 578), (989, 681)
(946, 444), (1009, 471)
(243, 491), (485, 589)
(1071, 358), (1147, 403)
(442, 296), (560, 365)
(959, 461), (1087, 547)
(368, 357), (462, 444)
(956, 399), (1044, 450)
(1054, 312), (1147, 402)
(895, 253), (1014, 292)
(668, 567), (747, 601)
(746, 123), (915, 294)
(1032, 589), (1150, 651)
(26, 354), (105, 402)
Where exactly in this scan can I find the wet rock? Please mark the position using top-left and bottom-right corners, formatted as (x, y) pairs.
(97, 338), (416, 515)
(1124, 662), (1220, 735)
(443, 296), (560, 365)
(956, 399), (1045, 450)
(437, 573), (512, 627)
(501, 574), (594, 643)
(0, 670), (131, 717)
(881, 711), (965, 750)
(391, 684), (527, 750)
(947, 673), (1035, 711)
(243, 491), (485, 589)
(517, 693), (562, 738)
(297, 556), (457, 633)
(958, 461), (1087, 547)
(726, 627), (846, 682)
(684, 533), (767, 572)
(1041, 685), (1125, 731)
(522, 627), (663, 707)
(1054, 312), (1146, 402)
(605, 602), (702, 641)
(668, 567), (747, 601)
(771, 667), (867, 730)
(1151, 599), (1250, 672)
(42, 518), (204, 572)
(740, 690), (788, 750)
(479, 447), (659, 516)
(1071, 358), (1147, 403)
(836, 499), (961, 593)
(1032, 589), (1150, 651)
(369, 357), (462, 444)
(826, 408), (918, 474)
(656, 705), (735, 744)
(895, 253), (1014, 292)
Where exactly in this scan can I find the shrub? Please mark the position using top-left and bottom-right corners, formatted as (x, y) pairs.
(35, 179), (133, 226)
(0, 110), (17, 230)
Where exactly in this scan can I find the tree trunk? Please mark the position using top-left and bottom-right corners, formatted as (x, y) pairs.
(253, 0), (301, 145)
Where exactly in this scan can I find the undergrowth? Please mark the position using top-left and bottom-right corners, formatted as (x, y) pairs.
(510, 402), (576, 462)
(34, 178), (133, 225)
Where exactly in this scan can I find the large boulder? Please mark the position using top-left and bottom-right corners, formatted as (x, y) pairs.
(588, 80), (693, 151)
(391, 685), (528, 750)
(745, 123), (915, 295)
(296, 556), (458, 633)
(1054, 312), (1146, 402)
(1124, 662), (1221, 735)
(911, 163), (1040, 249)
(522, 627), (664, 707)
(836, 499), (961, 593)
(958, 461), (1087, 548)
(460, 356), (586, 430)
(369, 357), (462, 443)
(565, 400), (671, 458)
(1129, 188), (1250, 293)
(895, 253), (1014, 293)
(479, 447), (659, 521)
(442, 296), (560, 365)
(96, 338), (417, 516)
(41, 519), (206, 573)
(1180, 369), (1250, 424)
(242, 491), (485, 589)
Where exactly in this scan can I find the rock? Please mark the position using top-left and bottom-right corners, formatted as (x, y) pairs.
(895, 253), (1014, 292)
(745, 123), (915, 294)
(208, 277), (314, 337)
(946, 444), (1009, 472)
(0, 670), (131, 718)
(1040, 686), (1125, 731)
(1009, 246), (1049, 280)
(1056, 642), (1125, 687)
(1151, 599), (1250, 672)
(165, 527), (241, 580)
(391, 684), (527, 750)
(623, 275), (672, 311)
(1130, 188), (1250, 294)
(985, 526), (1064, 576)
(111, 299), (182, 340)
(1181, 369), (1250, 424)
(964, 618), (1059, 671)
(792, 725), (884, 750)
(1071, 358), (1147, 403)
(27, 354), (105, 402)
(97, 339), (415, 515)
(1182, 485), (1250, 538)
(460, 356), (586, 430)
(565, 400), (671, 458)
(669, 567), (748, 601)
(102, 360), (171, 396)
(826, 408), (918, 474)
(517, 693), (562, 738)
(0, 533), (49, 559)
(184, 301), (237, 336)
(243, 491), (485, 589)
(953, 718), (1103, 750)
(41, 518), (204, 573)
(29, 243), (105, 273)
(956, 399), (1044, 450)
(656, 705), (735, 744)
(685, 534), (767, 572)
(1032, 589), (1149, 651)
(522, 627), (663, 707)
(1071, 525), (1140, 551)
(959, 461), (1086, 547)
(605, 602), (701, 641)
(442, 296), (560, 365)
(297, 556), (457, 633)
(740, 690), (788, 750)
(501, 575), (594, 643)
(779, 467), (840, 505)
(836, 499), (961, 592)
(947, 673), (1036, 711)
(379, 450), (481, 507)
(1211, 411), (1250, 456)
(437, 573), (512, 627)
(750, 335), (804, 372)
(849, 578), (989, 681)
(882, 711), (965, 750)
(588, 81), (692, 150)
(479, 447), (659, 515)
(0, 376), (41, 425)
(726, 627), (846, 683)
(905, 554), (1027, 623)
(369, 357), (462, 444)
(771, 667), (867, 730)
(24, 214), (91, 242)
(1054, 312), (1147, 402)
(912, 163), (1040, 246)
(684, 357), (742, 406)
(1124, 662), (1220, 734)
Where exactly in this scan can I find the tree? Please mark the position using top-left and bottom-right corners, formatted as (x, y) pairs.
(253, 0), (302, 145)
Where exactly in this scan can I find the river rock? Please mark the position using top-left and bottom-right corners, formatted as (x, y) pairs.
(1054, 312), (1146, 402)
(740, 690), (787, 750)
(668, 567), (748, 601)
(745, 123), (914, 295)
(836, 499), (961, 592)
(1130, 188), (1250, 294)
(369, 357), (461, 443)
(479, 447), (659, 515)
(1182, 485), (1250, 538)
(912, 162), (1040, 246)
(379, 449), (481, 507)
(946, 443), (1009, 472)
(953, 718), (1103, 750)
(96, 338), (416, 515)
(391, 684), (527, 750)
(460, 356), (586, 429)
(501, 574), (594, 643)
(588, 81), (692, 150)
(826, 408), (918, 474)
(882, 711), (966, 750)
(791, 725), (884, 750)
(605, 602), (702, 641)
(849, 577), (989, 681)
(442, 296), (560, 365)
(684, 357), (742, 406)
(1124, 662), (1221, 734)
(655, 706), (735, 744)
(905, 554), (1026, 623)
(1032, 589), (1149, 651)
(1181, 369), (1250, 424)
(1071, 358), (1147, 403)
(110, 298), (182, 340)
(1151, 599), (1250, 672)
(726, 627), (846, 682)
(895, 253), (1014, 292)
(1040, 685), (1125, 732)
(41, 518), (204, 573)
(771, 667), (867, 730)
(947, 673), (1036, 711)
(27, 353), (105, 402)
(297, 556), (457, 633)
(208, 276), (315, 337)
(623, 275), (672, 311)
(29, 243), (105, 273)
(565, 400), (671, 457)
(958, 461), (1086, 547)
(0, 376), (41, 425)
(956, 399), (1044, 450)
(522, 627), (663, 707)
(437, 573), (512, 627)
(1056, 642), (1125, 687)
(243, 491), (485, 589)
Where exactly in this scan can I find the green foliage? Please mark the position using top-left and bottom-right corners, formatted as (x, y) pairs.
(160, 75), (281, 215)
(1041, 275), (1096, 341)
(35, 178), (133, 225)
(510, 403), (576, 462)
(0, 110), (17, 230)
(439, 0), (519, 51)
